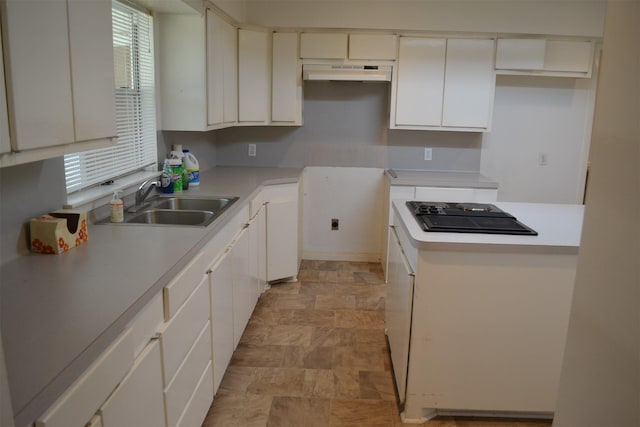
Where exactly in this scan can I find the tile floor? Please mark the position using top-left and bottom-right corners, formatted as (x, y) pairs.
(202, 260), (552, 427)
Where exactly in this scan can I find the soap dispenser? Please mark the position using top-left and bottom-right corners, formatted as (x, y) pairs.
(110, 191), (124, 223)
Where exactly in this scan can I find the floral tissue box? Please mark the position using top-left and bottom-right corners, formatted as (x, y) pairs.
(29, 210), (88, 254)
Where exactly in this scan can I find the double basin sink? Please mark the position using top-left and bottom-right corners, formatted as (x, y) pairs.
(103, 195), (239, 227)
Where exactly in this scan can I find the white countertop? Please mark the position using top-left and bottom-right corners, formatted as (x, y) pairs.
(393, 199), (584, 250)
(0, 166), (302, 426)
(385, 169), (499, 189)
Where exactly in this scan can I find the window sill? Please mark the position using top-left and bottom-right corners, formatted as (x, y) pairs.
(65, 170), (160, 211)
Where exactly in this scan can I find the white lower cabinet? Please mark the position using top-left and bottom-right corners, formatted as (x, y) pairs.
(209, 247), (235, 394)
(231, 226), (253, 349)
(266, 199), (299, 281)
(385, 226), (415, 404)
(164, 321), (212, 427)
(99, 340), (165, 427)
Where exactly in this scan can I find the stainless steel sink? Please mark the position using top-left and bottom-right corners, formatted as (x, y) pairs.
(98, 195), (238, 227)
(126, 209), (215, 226)
(149, 196), (236, 213)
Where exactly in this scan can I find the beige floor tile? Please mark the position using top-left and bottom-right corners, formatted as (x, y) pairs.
(271, 293), (316, 310)
(203, 393), (272, 427)
(299, 281), (337, 295)
(266, 396), (331, 427)
(282, 345), (334, 369)
(217, 365), (256, 394)
(358, 370), (396, 401)
(333, 343), (387, 371)
(282, 309), (335, 327)
(230, 344), (286, 368)
(246, 367), (306, 396)
(315, 294), (357, 310)
(310, 327), (356, 347)
(267, 324), (315, 346)
(329, 399), (394, 427)
(303, 369), (361, 399)
(335, 309), (385, 330)
(267, 281), (301, 294)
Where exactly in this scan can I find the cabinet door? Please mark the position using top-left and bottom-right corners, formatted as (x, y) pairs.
(266, 199), (299, 281)
(2, 0), (75, 150)
(206, 11), (236, 126)
(238, 29), (269, 123)
(272, 32), (301, 123)
(100, 340), (165, 427)
(209, 249), (234, 393)
(222, 20), (238, 124)
(68, 0), (116, 142)
(385, 227), (414, 404)
(442, 39), (495, 129)
(300, 33), (347, 59)
(394, 37), (446, 126)
(231, 227), (251, 349)
(349, 34), (397, 60)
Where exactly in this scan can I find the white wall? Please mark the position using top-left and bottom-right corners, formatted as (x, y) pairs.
(553, 0), (640, 425)
(302, 167), (385, 262)
(244, 0), (605, 37)
(480, 75), (597, 203)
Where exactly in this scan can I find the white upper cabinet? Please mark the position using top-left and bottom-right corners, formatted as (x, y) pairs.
(272, 32), (302, 124)
(158, 9), (238, 131)
(349, 34), (397, 60)
(392, 37), (495, 131)
(1, 0), (116, 152)
(300, 33), (348, 59)
(442, 39), (495, 129)
(238, 29), (270, 124)
(394, 37), (446, 127)
(495, 38), (594, 77)
(207, 10), (238, 127)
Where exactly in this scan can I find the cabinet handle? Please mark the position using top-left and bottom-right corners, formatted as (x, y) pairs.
(205, 269), (213, 275)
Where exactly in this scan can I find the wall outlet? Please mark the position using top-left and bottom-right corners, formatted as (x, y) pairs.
(331, 218), (339, 230)
(248, 144), (257, 157)
(424, 148), (433, 161)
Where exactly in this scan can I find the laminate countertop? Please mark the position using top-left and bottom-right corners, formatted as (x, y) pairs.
(385, 169), (499, 189)
(0, 166), (302, 426)
(393, 199), (584, 250)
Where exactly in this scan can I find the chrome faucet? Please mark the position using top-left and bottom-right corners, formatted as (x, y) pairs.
(129, 178), (160, 212)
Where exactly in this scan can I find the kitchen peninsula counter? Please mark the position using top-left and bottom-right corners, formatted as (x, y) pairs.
(0, 166), (302, 426)
(385, 169), (499, 189)
(389, 199), (583, 421)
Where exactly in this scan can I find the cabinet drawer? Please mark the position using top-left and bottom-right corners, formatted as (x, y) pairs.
(164, 321), (212, 427)
(300, 33), (347, 59)
(99, 340), (165, 427)
(176, 361), (214, 427)
(164, 250), (206, 320)
(349, 34), (397, 60)
(159, 277), (209, 385)
(128, 292), (163, 358)
(36, 329), (133, 427)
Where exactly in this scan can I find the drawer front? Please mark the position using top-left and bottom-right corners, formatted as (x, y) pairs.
(164, 250), (206, 320)
(128, 292), (163, 358)
(36, 329), (133, 427)
(164, 321), (212, 427)
(176, 361), (214, 427)
(200, 204), (250, 269)
(99, 340), (165, 427)
(160, 277), (210, 385)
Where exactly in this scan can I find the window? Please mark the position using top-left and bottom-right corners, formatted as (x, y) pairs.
(64, 0), (157, 194)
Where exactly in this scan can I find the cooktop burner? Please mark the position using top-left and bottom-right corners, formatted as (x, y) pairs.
(406, 201), (538, 236)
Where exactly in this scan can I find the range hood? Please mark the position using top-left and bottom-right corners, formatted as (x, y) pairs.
(303, 64), (392, 82)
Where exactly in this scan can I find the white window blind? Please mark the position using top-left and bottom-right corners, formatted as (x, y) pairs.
(64, 0), (157, 194)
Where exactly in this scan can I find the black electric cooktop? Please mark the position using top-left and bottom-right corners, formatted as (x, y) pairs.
(406, 201), (538, 236)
